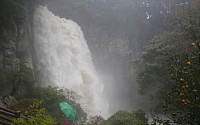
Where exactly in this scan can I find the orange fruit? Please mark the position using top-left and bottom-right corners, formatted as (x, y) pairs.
(185, 85), (189, 88)
(181, 86), (185, 89)
(186, 62), (191, 65)
(186, 99), (189, 102)
(180, 78), (184, 82)
(182, 99), (186, 102)
(184, 102), (187, 105)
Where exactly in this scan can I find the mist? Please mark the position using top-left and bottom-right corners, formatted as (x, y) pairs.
(43, 0), (150, 115)
(41, 0), (159, 114)
(1, 0), (198, 124)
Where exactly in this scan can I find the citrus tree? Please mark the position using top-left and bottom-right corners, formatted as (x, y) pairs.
(136, 1), (200, 124)
(155, 41), (200, 124)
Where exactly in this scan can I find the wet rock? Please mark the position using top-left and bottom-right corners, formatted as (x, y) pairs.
(0, 97), (8, 108)
(4, 95), (17, 107)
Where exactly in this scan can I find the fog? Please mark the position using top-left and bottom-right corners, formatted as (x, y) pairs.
(40, 0), (153, 115)
(28, 0), (191, 118)
(1, 0), (198, 124)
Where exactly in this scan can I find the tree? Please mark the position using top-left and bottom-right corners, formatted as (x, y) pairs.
(136, 0), (200, 117)
(100, 109), (147, 125)
(153, 40), (200, 124)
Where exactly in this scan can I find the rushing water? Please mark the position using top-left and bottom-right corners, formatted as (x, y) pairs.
(33, 6), (109, 118)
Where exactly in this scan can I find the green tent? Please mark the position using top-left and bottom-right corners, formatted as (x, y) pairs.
(59, 102), (77, 121)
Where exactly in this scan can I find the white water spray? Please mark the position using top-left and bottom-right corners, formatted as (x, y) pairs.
(33, 6), (109, 118)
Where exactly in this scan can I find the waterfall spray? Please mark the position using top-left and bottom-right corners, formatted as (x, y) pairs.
(33, 6), (109, 118)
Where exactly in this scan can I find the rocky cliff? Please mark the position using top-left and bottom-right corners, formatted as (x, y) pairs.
(0, 0), (35, 96)
(0, 20), (33, 71)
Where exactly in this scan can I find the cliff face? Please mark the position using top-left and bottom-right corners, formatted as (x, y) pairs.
(0, 19), (35, 96)
(0, 0), (35, 96)
(0, 0), (34, 72)
(0, 21), (33, 72)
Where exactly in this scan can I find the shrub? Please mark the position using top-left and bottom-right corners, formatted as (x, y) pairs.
(14, 86), (87, 124)
(12, 101), (55, 125)
(100, 109), (147, 125)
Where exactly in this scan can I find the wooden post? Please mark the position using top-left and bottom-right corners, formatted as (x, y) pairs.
(15, 110), (21, 118)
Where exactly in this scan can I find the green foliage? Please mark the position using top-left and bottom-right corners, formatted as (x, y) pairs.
(137, 0), (200, 97)
(12, 101), (55, 125)
(0, 68), (35, 96)
(10, 99), (39, 112)
(154, 41), (200, 124)
(137, 32), (190, 95)
(136, 0), (200, 124)
(15, 86), (87, 124)
(100, 109), (147, 125)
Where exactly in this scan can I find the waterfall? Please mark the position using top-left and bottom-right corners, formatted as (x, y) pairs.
(33, 6), (109, 118)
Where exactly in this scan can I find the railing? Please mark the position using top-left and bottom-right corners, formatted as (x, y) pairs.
(0, 106), (26, 125)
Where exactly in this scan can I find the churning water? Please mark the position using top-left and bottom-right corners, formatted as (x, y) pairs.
(33, 6), (109, 118)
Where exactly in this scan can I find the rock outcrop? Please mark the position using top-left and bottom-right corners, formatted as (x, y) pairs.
(0, 1), (35, 96)
(0, 21), (33, 71)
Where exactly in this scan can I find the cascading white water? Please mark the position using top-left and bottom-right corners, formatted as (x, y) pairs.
(33, 6), (109, 118)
